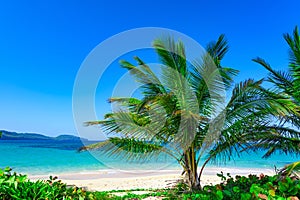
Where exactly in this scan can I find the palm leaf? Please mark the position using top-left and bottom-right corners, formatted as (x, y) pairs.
(153, 37), (187, 77)
(206, 34), (229, 67)
(278, 161), (300, 179)
(253, 57), (294, 95)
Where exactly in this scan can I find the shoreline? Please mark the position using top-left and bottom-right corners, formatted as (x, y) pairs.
(27, 167), (276, 191)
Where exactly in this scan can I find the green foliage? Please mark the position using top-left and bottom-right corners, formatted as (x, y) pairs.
(252, 26), (300, 178)
(2, 168), (300, 200)
(0, 167), (91, 200)
(175, 173), (300, 200)
(91, 173), (300, 199)
(251, 56), (300, 159)
(148, 173), (300, 200)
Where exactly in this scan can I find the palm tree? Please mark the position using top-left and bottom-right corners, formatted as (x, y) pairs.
(80, 35), (292, 190)
(251, 26), (300, 177)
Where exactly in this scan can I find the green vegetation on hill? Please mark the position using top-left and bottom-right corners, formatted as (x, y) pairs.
(0, 130), (87, 141)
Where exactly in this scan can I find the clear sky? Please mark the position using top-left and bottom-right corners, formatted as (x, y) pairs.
(0, 0), (299, 139)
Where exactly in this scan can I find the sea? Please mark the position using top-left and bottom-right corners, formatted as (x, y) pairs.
(0, 140), (299, 175)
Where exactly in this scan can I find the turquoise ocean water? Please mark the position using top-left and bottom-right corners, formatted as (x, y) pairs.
(0, 140), (299, 175)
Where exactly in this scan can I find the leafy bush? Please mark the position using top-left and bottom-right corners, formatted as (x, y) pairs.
(1, 167), (300, 199)
(91, 172), (300, 200)
(0, 167), (90, 200)
(173, 172), (300, 200)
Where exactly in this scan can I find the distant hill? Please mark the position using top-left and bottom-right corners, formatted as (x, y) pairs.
(0, 130), (88, 141)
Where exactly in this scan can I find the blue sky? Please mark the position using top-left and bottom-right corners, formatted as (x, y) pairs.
(0, 0), (299, 139)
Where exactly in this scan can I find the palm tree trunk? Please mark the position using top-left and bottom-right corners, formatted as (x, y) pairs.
(183, 146), (200, 190)
(198, 155), (212, 189)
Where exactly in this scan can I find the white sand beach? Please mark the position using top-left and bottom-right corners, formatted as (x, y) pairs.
(28, 167), (275, 191)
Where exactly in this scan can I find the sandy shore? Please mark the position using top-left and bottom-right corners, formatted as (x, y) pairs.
(28, 167), (275, 191)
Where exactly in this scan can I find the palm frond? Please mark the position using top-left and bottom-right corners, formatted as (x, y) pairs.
(278, 161), (300, 179)
(79, 137), (180, 162)
(108, 97), (142, 105)
(247, 125), (300, 158)
(253, 57), (293, 94)
(191, 57), (226, 114)
(206, 34), (229, 67)
(284, 26), (300, 70)
(284, 26), (300, 100)
(119, 59), (164, 96)
(153, 37), (187, 77)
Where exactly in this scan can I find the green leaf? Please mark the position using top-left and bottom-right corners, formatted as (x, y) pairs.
(4, 167), (11, 172)
(278, 181), (289, 192)
(250, 184), (263, 194)
(223, 190), (231, 197)
(268, 189), (275, 197)
(277, 197), (286, 200)
(233, 186), (240, 193)
(241, 193), (252, 200)
(216, 190), (223, 200)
